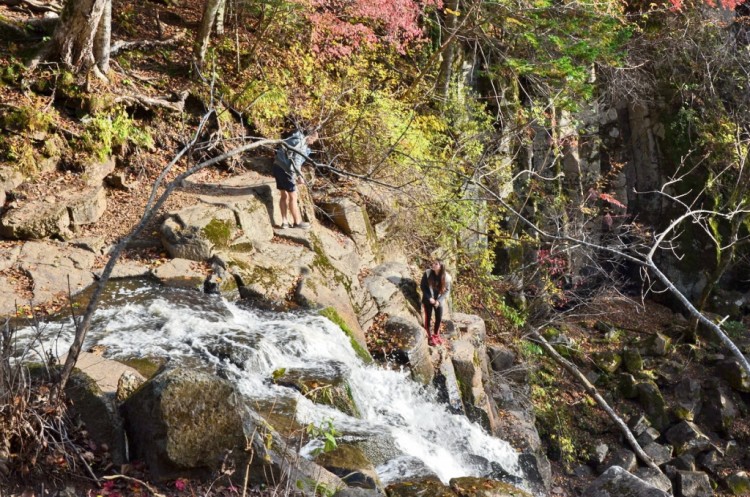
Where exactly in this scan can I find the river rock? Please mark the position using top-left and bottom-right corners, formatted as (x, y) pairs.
(385, 477), (455, 497)
(61, 351), (146, 466)
(314, 444), (381, 489)
(0, 276), (24, 316)
(273, 363), (360, 417)
(452, 338), (498, 433)
(384, 316), (434, 384)
(582, 466), (670, 497)
(160, 204), (239, 261)
(122, 368), (247, 480)
(435, 351), (464, 413)
(450, 476), (532, 496)
(18, 241), (95, 302)
(0, 199), (71, 239)
(150, 258), (205, 288)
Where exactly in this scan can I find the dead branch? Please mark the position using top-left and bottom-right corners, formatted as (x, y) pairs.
(109, 32), (186, 56)
(113, 90), (189, 113)
(528, 328), (664, 474)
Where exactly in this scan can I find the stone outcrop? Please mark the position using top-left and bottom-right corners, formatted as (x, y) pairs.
(582, 466), (670, 497)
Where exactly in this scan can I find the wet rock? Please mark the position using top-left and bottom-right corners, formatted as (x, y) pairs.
(487, 345), (515, 373)
(314, 444), (381, 490)
(334, 488), (385, 497)
(273, 363), (359, 418)
(582, 465), (670, 497)
(450, 476), (533, 496)
(435, 352), (465, 414)
(675, 471), (713, 497)
(664, 421), (712, 456)
(385, 477), (455, 497)
(151, 258), (206, 288)
(384, 316), (434, 385)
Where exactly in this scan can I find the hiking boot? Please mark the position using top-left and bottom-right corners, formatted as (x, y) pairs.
(294, 222), (311, 230)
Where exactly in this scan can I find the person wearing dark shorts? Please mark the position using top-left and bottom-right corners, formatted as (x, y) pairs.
(273, 129), (319, 229)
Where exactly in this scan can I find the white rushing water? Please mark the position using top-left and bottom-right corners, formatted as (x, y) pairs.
(15, 281), (523, 487)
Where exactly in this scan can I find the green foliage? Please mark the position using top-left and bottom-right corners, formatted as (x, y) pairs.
(81, 108), (153, 161)
(306, 418), (340, 456)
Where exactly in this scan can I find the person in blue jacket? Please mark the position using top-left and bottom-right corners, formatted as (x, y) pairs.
(420, 260), (452, 346)
(273, 129), (319, 229)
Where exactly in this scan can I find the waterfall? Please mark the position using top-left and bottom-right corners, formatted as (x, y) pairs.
(16, 281), (524, 487)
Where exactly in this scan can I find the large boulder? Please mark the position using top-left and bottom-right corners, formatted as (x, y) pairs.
(385, 477), (456, 497)
(384, 316), (434, 384)
(122, 368), (247, 480)
(66, 186), (107, 228)
(450, 476), (532, 497)
(452, 339), (498, 433)
(318, 197), (378, 265)
(160, 204), (239, 261)
(664, 421), (712, 456)
(363, 262), (421, 322)
(581, 466), (670, 497)
(0, 200), (71, 239)
(62, 351), (145, 466)
(314, 444), (381, 490)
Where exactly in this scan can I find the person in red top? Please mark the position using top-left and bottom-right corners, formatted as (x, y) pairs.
(420, 260), (452, 346)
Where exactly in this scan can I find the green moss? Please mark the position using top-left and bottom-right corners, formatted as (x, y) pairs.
(202, 218), (233, 247)
(320, 307), (372, 364)
(121, 357), (165, 379)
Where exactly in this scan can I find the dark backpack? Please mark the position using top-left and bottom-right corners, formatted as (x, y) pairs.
(275, 132), (303, 174)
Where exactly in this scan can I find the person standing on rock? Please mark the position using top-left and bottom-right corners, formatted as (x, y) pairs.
(420, 260), (452, 346)
(273, 128), (319, 229)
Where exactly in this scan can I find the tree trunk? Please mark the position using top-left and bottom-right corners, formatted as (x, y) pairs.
(41, 0), (111, 75)
(94, 0), (111, 73)
(195, 0), (223, 66)
(436, 0), (460, 100)
(215, 0), (226, 36)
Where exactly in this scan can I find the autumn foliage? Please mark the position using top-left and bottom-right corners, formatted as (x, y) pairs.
(301, 0), (443, 58)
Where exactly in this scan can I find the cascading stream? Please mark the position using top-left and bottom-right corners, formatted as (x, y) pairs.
(16, 281), (524, 487)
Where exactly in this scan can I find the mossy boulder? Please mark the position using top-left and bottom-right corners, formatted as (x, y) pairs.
(386, 477), (456, 497)
(160, 205), (239, 261)
(450, 477), (533, 497)
(122, 368), (247, 481)
(726, 472), (750, 496)
(593, 351), (622, 374)
(622, 347), (643, 374)
(273, 363), (360, 418)
(314, 444), (381, 489)
(636, 382), (670, 431)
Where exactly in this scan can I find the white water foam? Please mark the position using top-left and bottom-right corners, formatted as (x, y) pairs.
(14, 283), (523, 487)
